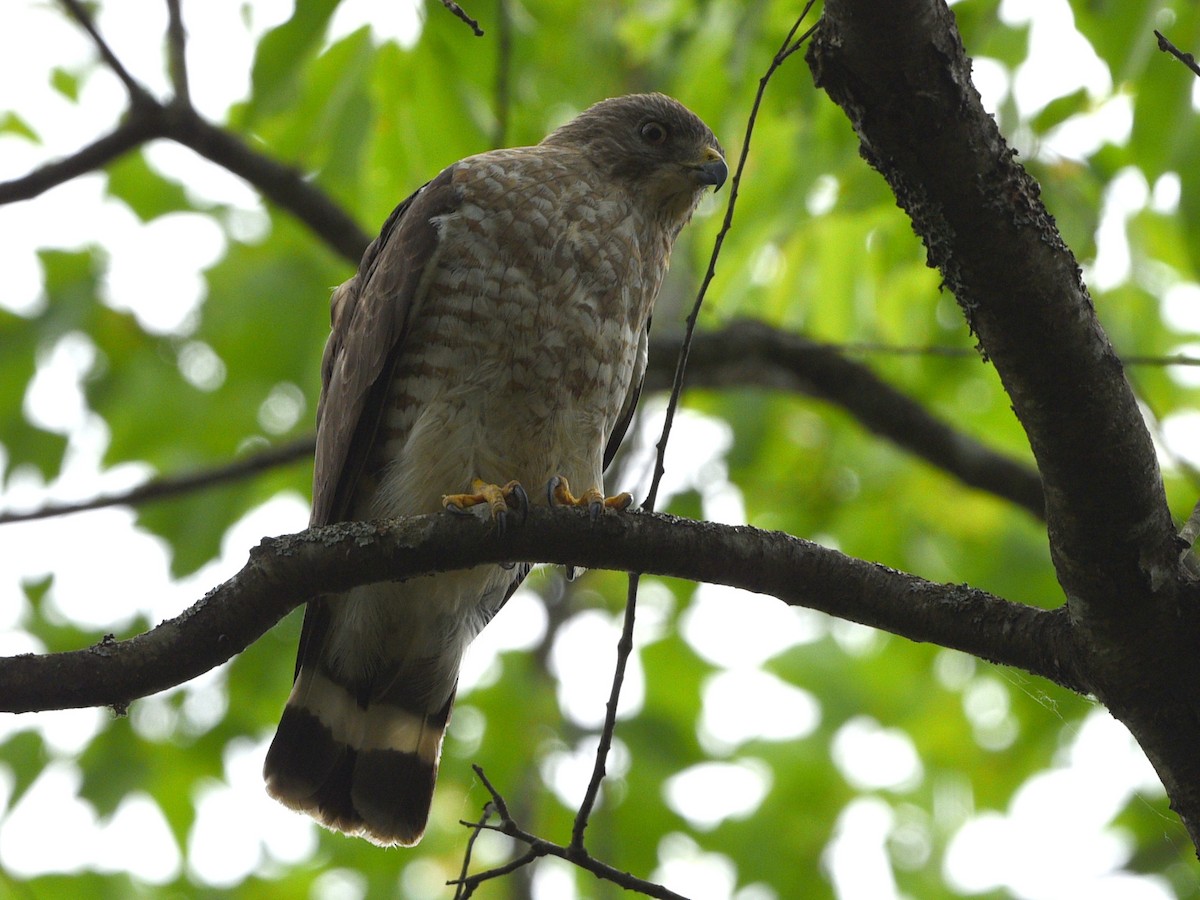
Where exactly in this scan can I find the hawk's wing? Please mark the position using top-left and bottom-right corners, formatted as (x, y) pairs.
(602, 316), (650, 471)
(310, 168), (458, 527)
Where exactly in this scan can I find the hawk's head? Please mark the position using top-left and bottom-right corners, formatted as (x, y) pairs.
(542, 93), (727, 227)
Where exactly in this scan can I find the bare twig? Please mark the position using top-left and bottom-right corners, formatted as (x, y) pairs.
(6, 6), (371, 263)
(440, 0), (485, 36)
(493, 0), (512, 147)
(0, 117), (161, 203)
(569, 573), (640, 851)
(452, 766), (688, 900)
(1155, 30), (1200, 79)
(0, 438), (312, 525)
(645, 4), (818, 512)
(453, 799), (498, 900)
(165, 0), (191, 106)
(557, 1), (822, 871)
(59, 0), (152, 103)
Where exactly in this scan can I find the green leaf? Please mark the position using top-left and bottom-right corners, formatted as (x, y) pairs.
(104, 152), (196, 222)
(244, 0), (343, 124)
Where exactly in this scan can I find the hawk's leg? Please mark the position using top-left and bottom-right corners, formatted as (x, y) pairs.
(443, 479), (529, 535)
(546, 474), (633, 521)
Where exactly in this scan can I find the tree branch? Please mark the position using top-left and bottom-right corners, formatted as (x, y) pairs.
(0, 507), (1088, 715)
(0, 321), (1042, 526)
(59, 0), (151, 103)
(452, 765), (686, 899)
(0, 117), (162, 203)
(4, 11), (372, 264)
(0, 438), (312, 525)
(164, 0), (191, 107)
(649, 320), (1045, 517)
(807, 0), (1176, 616)
(808, 0), (1200, 852)
(155, 106), (371, 261)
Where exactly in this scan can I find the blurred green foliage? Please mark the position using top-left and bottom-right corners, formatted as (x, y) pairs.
(4, 0), (1200, 897)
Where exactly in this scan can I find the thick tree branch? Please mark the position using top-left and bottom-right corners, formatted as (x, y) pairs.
(807, 0), (1176, 615)
(0, 507), (1087, 715)
(808, 0), (1200, 852)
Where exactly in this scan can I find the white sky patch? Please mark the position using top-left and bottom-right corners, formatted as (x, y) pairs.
(970, 56), (1010, 115)
(0, 762), (96, 876)
(539, 735), (630, 810)
(944, 709), (1170, 898)
(103, 211), (227, 335)
(1088, 166), (1148, 291)
(1163, 342), (1200, 388)
(1159, 410), (1200, 470)
(93, 793), (182, 884)
(652, 833), (739, 900)
(623, 399), (735, 508)
(1160, 281), (1200, 333)
(962, 674), (1019, 751)
(1151, 171), (1182, 214)
(187, 737), (317, 885)
(548, 609), (644, 728)
(698, 668), (821, 755)
(458, 588), (548, 694)
(329, 0), (423, 48)
(1001, 0), (1112, 119)
(530, 856), (582, 900)
(23, 332), (95, 434)
(1042, 92), (1133, 160)
(663, 759), (772, 830)
(823, 798), (900, 900)
(831, 717), (923, 793)
(681, 585), (824, 669)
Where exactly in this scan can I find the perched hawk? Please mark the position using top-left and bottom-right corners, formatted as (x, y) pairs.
(263, 93), (726, 846)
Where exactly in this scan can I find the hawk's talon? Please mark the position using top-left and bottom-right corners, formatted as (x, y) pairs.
(546, 475), (634, 517)
(442, 479), (528, 536)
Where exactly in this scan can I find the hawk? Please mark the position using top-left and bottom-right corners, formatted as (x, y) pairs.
(263, 93), (726, 846)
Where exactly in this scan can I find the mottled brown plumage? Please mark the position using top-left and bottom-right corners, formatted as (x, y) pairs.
(263, 93), (725, 845)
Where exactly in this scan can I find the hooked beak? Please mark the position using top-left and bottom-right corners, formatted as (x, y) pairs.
(691, 146), (729, 191)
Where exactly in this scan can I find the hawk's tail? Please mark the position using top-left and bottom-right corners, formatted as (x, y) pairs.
(263, 664), (454, 847)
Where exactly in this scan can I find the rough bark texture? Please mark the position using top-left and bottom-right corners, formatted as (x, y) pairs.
(0, 507), (1085, 714)
(808, 0), (1200, 853)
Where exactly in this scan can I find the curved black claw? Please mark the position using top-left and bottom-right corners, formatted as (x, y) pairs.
(546, 475), (564, 507)
(496, 482), (530, 539)
(588, 497), (605, 522)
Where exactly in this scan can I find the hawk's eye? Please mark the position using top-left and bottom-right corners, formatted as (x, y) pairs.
(640, 121), (669, 145)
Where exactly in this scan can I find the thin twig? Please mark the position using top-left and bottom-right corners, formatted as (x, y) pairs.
(563, 0), (820, 867)
(453, 799), (497, 900)
(58, 0), (152, 102)
(165, 0), (191, 106)
(0, 117), (161, 203)
(644, 4), (817, 513)
(570, 573), (640, 851)
(1155, 30), (1200, 79)
(440, 0), (485, 36)
(493, 0), (512, 147)
(453, 766), (687, 899)
(0, 438), (312, 526)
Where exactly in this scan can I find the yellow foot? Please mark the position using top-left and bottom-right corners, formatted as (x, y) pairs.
(443, 479), (529, 534)
(546, 475), (633, 521)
